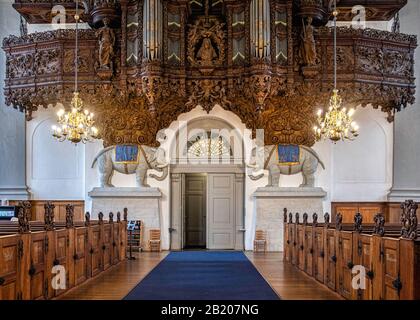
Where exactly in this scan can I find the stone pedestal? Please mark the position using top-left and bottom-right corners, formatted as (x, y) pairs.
(88, 187), (162, 250)
(252, 187), (327, 252)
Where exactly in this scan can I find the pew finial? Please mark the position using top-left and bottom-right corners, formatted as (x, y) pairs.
(44, 202), (55, 231)
(117, 211), (121, 223)
(109, 211), (114, 223)
(335, 213), (343, 231)
(312, 213), (318, 227)
(85, 212), (91, 226)
(295, 212), (300, 224)
(288, 212), (293, 224)
(303, 213), (308, 226)
(401, 200), (418, 240)
(373, 213), (385, 237)
(283, 208), (288, 223)
(98, 212), (104, 224)
(65, 204), (75, 228)
(17, 201), (31, 233)
(354, 212), (363, 233)
(324, 212), (330, 227)
(123, 208), (128, 222)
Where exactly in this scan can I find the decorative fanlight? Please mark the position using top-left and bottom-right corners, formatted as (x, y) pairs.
(52, 1), (99, 144)
(314, 0), (359, 143)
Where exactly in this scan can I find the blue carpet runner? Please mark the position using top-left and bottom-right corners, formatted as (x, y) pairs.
(124, 251), (280, 300)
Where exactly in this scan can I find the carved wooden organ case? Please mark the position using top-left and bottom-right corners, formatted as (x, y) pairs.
(3, 0), (417, 147)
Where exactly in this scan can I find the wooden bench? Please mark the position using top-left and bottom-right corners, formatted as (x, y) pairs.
(0, 202), (128, 300)
(284, 200), (420, 300)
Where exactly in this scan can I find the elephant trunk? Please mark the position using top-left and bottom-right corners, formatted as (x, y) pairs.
(149, 165), (168, 181)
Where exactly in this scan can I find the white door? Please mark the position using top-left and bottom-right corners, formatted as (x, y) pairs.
(207, 174), (235, 249)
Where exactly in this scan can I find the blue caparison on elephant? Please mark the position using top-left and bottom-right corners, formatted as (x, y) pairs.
(247, 145), (325, 188)
(91, 144), (168, 188)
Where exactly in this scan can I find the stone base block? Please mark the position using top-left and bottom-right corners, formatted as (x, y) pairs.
(253, 187), (327, 252)
(88, 187), (162, 251)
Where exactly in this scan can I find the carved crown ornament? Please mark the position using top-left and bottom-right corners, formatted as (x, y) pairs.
(2, 0), (417, 148)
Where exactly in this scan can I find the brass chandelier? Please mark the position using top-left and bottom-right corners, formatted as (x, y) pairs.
(52, 1), (99, 144)
(314, 0), (359, 143)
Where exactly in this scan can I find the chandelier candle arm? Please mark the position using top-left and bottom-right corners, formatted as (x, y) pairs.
(51, 1), (99, 144)
(313, 0), (359, 143)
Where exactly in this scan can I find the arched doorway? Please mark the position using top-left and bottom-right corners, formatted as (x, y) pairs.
(169, 116), (246, 250)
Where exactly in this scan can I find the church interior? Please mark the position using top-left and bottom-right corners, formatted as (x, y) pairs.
(0, 0), (420, 302)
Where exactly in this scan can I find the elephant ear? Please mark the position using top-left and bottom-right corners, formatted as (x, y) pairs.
(145, 147), (157, 163)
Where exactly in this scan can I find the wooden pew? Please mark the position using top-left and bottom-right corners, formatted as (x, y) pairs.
(283, 200), (420, 300)
(0, 201), (128, 300)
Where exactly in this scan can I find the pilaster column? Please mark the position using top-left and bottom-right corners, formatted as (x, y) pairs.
(388, 0), (420, 202)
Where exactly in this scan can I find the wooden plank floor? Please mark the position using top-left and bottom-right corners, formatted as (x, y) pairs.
(246, 252), (342, 300)
(59, 251), (341, 300)
(58, 252), (168, 300)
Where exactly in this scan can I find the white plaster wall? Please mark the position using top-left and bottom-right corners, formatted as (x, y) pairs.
(330, 107), (393, 201)
(0, 0), (28, 201)
(26, 109), (85, 200)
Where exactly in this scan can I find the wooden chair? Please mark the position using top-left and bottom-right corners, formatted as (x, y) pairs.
(148, 229), (161, 252)
(254, 230), (267, 252)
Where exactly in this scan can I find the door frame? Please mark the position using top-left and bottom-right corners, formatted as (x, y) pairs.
(170, 164), (245, 250)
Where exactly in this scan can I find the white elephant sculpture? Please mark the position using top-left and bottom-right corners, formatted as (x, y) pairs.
(91, 145), (168, 188)
(248, 145), (325, 188)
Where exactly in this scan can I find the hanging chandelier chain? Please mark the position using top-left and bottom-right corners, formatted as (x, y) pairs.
(75, 0), (79, 94)
(333, 0), (337, 89)
(51, 1), (99, 145)
(313, 0), (359, 143)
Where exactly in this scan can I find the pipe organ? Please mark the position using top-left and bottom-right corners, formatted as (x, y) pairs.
(3, 0), (417, 148)
(250, 0), (271, 60)
(143, 0), (163, 61)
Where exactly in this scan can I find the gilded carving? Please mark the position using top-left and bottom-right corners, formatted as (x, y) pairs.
(1, 6), (417, 149)
(187, 18), (226, 73)
(96, 17), (115, 71)
(186, 79), (231, 113)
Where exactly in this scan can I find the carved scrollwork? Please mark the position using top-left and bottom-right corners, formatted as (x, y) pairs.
(335, 213), (343, 231)
(2, 9), (417, 149)
(354, 212), (363, 233)
(187, 17), (226, 73)
(17, 201), (31, 234)
(65, 204), (74, 229)
(401, 200), (418, 240)
(44, 202), (55, 231)
(373, 213), (386, 237)
(186, 79), (231, 113)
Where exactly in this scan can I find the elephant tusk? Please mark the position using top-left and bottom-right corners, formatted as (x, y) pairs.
(248, 173), (264, 181)
(246, 164), (259, 169)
